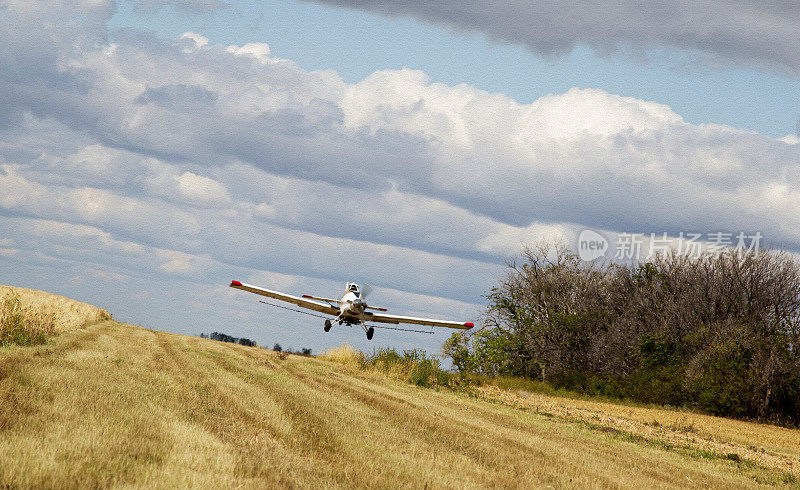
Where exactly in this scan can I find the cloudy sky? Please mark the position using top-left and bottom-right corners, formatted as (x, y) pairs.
(1, 0), (798, 355)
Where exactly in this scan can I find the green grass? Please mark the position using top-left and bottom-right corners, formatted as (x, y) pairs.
(2, 320), (799, 488)
(483, 374), (672, 408)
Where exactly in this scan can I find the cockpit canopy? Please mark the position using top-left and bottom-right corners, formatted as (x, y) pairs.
(346, 282), (359, 294)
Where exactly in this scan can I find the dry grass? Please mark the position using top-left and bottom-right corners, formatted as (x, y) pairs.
(476, 385), (800, 477)
(1, 323), (798, 488)
(0, 285), (109, 346)
(321, 343), (365, 366)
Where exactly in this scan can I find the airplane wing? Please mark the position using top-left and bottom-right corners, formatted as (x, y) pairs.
(366, 311), (474, 330)
(301, 294), (343, 304)
(230, 281), (339, 316)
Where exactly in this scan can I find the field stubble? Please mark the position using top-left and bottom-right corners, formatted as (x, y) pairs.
(1, 320), (799, 488)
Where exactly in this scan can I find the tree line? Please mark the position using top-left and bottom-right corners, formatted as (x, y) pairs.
(198, 332), (313, 356)
(200, 331), (257, 347)
(444, 243), (800, 425)
(272, 343), (312, 356)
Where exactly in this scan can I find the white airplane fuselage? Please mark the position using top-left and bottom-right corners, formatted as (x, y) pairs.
(338, 291), (366, 321)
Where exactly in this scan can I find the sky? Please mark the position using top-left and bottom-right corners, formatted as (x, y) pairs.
(1, 0), (798, 357)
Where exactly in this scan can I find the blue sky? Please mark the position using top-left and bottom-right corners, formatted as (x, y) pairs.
(1, 0), (799, 357)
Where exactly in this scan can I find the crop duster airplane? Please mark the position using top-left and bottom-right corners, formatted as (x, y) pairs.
(230, 281), (473, 340)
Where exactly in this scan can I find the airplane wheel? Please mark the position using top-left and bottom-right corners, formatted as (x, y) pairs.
(324, 319), (332, 332)
(366, 327), (374, 340)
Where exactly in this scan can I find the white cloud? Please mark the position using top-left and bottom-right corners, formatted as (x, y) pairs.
(226, 43), (274, 63)
(156, 249), (214, 274)
(342, 74), (681, 146)
(244, 270), (301, 292)
(27, 219), (145, 257)
(0, 162), (500, 299)
(3, 19), (799, 260)
(2, 4), (800, 354)
(173, 171), (231, 206)
(475, 222), (572, 257)
(176, 32), (209, 53)
(3, 19), (800, 273)
(0, 165), (47, 208)
(62, 144), (125, 184)
(781, 134), (800, 145)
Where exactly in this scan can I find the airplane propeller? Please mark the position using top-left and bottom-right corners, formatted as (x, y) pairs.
(357, 284), (388, 311)
(359, 283), (373, 299)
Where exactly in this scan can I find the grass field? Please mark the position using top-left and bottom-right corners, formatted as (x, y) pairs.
(0, 285), (110, 346)
(1, 315), (799, 488)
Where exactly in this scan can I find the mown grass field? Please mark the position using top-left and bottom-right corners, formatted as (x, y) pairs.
(1, 314), (799, 488)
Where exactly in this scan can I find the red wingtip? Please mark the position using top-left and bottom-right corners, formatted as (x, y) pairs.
(230, 280), (243, 287)
(464, 322), (474, 328)
(302, 294), (313, 298)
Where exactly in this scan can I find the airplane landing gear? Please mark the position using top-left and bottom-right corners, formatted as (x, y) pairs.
(366, 327), (374, 340)
(324, 319), (332, 332)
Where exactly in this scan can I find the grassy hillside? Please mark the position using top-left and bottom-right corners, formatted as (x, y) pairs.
(1, 320), (799, 488)
(0, 285), (110, 346)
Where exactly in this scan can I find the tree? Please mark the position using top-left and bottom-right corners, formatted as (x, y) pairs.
(445, 243), (800, 424)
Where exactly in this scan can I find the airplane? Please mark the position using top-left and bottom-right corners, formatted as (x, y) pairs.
(229, 280), (473, 340)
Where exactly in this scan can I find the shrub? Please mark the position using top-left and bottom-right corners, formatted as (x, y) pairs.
(321, 344), (453, 388)
(688, 342), (755, 418)
(366, 347), (452, 388)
